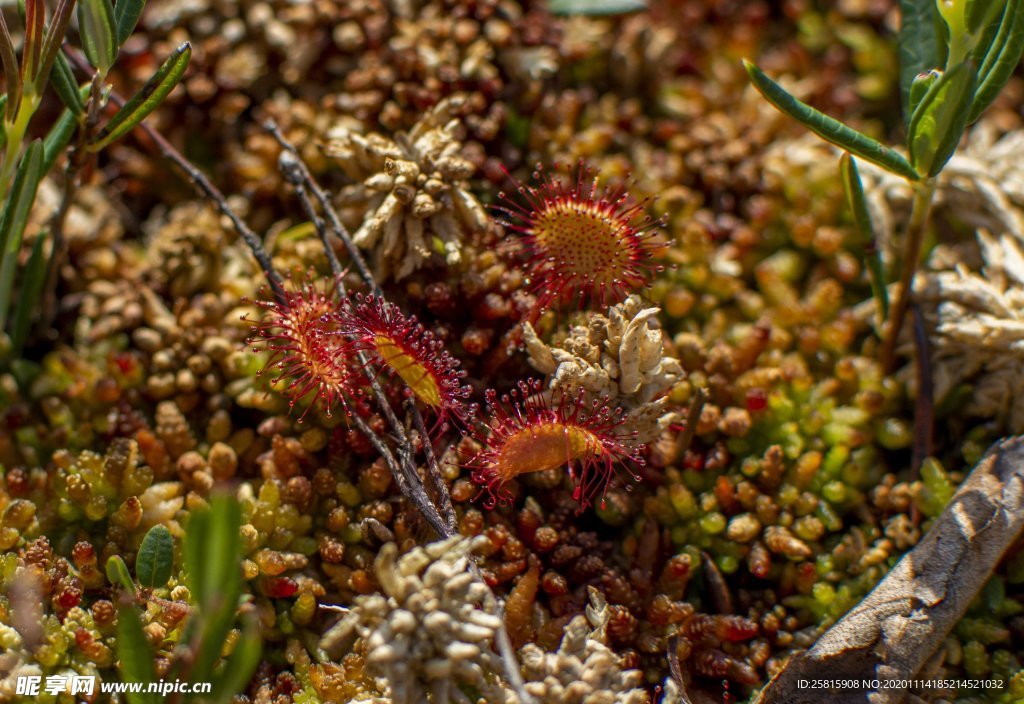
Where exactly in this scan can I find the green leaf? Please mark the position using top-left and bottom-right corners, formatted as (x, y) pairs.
(0, 141), (44, 330)
(899, 0), (945, 120)
(908, 61), (977, 176)
(77, 0), (118, 73)
(969, 0), (1024, 122)
(105, 554), (137, 594)
(136, 524), (174, 589)
(21, 0), (44, 84)
(115, 603), (160, 704)
(0, 13), (22, 121)
(743, 60), (921, 180)
(211, 614), (262, 703)
(49, 53), (85, 116)
(33, 0), (75, 96)
(9, 232), (46, 353)
(42, 105), (81, 174)
(908, 69), (940, 118)
(90, 42), (191, 152)
(967, 0), (1007, 36)
(548, 0), (646, 13)
(0, 96), (7, 151)
(114, 0), (147, 46)
(840, 153), (889, 321)
(183, 494), (244, 685)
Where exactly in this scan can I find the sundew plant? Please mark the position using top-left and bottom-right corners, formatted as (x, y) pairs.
(3, 0), (1024, 703)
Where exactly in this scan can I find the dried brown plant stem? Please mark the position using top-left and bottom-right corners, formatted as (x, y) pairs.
(406, 397), (459, 533)
(755, 435), (1024, 704)
(910, 302), (933, 480)
(674, 386), (709, 458)
(881, 182), (935, 372)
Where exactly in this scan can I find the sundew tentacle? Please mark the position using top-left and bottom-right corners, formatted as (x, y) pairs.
(494, 162), (664, 319)
(466, 379), (643, 510)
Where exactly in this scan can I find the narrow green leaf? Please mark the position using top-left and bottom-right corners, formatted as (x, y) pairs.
(968, 0), (1007, 36)
(969, 0), (1024, 122)
(211, 614), (262, 703)
(9, 233), (46, 353)
(105, 555), (137, 594)
(548, 0), (646, 14)
(34, 0), (75, 96)
(0, 141), (44, 330)
(114, 0), (147, 46)
(115, 603), (160, 704)
(77, 0), (118, 73)
(0, 96), (7, 151)
(49, 53), (85, 116)
(21, 0), (43, 84)
(0, 13), (22, 121)
(183, 494), (244, 685)
(743, 60), (921, 181)
(840, 153), (889, 321)
(908, 69), (940, 118)
(136, 524), (174, 589)
(908, 61), (977, 176)
(42, 106), (80, 174)
(899, 0), (944, 120)
(91, 42), (191, 152)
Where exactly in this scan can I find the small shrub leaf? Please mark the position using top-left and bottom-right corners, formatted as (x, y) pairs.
(0, 141), (44, 330)
(105, 555), (137, 594)
(969, 0), (1024, 122)
(840, 153), (888, 321)
(77, 0), (118, 73)
(908, 61), (977, 176)
(548, 0), (646, 14)
(91, 42), (191, 151)
(898, 0), (945, 121)
(49, 53), (85, 115)
(0, 14), (21, 120)
(115, 602), (159, 704)
(114, 0), (147, 46)
(136, 524), (174, 589)
(743, 60), (920, 180)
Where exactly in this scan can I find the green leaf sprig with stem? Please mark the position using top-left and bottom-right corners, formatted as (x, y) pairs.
(744, 0), (1024, 371)
(0, 0), (190, 359)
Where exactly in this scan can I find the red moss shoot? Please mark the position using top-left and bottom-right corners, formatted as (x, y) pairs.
(242, 276), (355, 422)
(338, 293), (472, 431)
(467, 379), (643, 510)
(495, 162), (663, 316)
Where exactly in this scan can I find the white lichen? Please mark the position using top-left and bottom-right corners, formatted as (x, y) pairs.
(319, 537), (509, 704)
(916, 230), (1024, 433)
(325, 96), (488, 280)
(517, 587), (647, 704)
(523, 295), (683, 443)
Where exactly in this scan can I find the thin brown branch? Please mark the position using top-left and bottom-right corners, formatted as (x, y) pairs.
(407, 397), (459, 533)
(911, 302), (933, 479)
(674, 386), (708, 459)
(264, 120), (381, 296)
(881, 182), (935, 372)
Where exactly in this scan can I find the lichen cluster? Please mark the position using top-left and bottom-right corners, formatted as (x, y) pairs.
(4, 0), (1024, 703)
